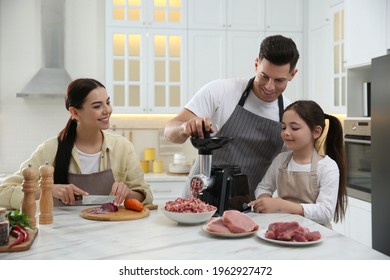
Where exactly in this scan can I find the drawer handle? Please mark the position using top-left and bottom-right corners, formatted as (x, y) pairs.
(153, 188), (172, 193)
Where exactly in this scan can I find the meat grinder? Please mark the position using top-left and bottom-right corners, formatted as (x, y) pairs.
(190, 127), (250, 216)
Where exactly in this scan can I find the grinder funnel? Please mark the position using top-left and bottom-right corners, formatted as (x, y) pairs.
(190, 124), (233, 154)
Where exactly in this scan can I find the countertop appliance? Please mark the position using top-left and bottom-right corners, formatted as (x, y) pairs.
(344, 118), (372, 202)
(189, 126), (250, 216)
(371, 52), (390, 256)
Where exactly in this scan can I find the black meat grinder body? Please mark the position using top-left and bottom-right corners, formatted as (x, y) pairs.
(190, 126), (250, 216)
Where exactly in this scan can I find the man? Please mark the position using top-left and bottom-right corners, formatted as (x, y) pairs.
(164, 35), (299, 200)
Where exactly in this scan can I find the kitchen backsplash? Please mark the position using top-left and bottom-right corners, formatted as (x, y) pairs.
(109, 115), (197, 173)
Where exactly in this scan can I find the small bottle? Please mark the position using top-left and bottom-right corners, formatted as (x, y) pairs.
(0, 207), (9, 246)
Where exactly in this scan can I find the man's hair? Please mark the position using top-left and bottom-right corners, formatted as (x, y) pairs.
(259, 35), (300, 72)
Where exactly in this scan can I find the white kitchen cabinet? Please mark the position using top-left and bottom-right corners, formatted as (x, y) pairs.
(106, 27), (187, 114)
(345, 0), (387, 68)
(265, 0), (303, 32)
(308, 0), (331, 31)
(105, 0), (187, 29)
(188, 0), (266, 31)
(105, 0), (187, 114)
(332, 196), (372, 248)
(307, 23), (332, 112)
(188, 0), (302, 32)
(145, 173), (187, 205)
(307, 1), (346, 114)
(188, 0), (304, 100)
(187, 30), (228, 98)
(188, 29), (304, 101)
(187, 30), (266, 98)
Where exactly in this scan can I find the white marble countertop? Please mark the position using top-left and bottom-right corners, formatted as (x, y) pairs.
(0, 206), (388, 260)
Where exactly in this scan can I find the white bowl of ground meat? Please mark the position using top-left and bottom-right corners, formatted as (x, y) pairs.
(163, 197), (217, 224)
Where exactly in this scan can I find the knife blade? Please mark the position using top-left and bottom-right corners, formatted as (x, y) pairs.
(81, 195), (116, 205)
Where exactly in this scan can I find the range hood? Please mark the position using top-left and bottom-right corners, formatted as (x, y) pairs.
(17, 0), (71, 98)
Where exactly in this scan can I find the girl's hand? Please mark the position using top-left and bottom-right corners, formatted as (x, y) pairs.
(53, 184), (89, 205)
(248, 197), (281, 213)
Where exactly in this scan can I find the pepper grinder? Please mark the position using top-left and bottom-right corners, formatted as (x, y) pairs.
(21, 164), (39, 229)
(39, 161), (54, 225)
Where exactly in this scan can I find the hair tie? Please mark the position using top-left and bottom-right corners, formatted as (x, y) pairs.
(324, 113), (330, 119)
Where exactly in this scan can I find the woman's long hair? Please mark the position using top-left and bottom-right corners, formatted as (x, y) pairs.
(53, 78), (105, 184)
(284, 100), (347, 223)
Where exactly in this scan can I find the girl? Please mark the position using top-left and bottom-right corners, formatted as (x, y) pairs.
(0, 78), (153, 209)
(248, 100), (347, 226)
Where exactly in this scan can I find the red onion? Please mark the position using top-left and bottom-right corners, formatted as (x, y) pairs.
(101, 202), (118, 212)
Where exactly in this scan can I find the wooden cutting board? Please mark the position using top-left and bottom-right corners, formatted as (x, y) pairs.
(80, 206), (150, 221)
(0, 228), (38, 253)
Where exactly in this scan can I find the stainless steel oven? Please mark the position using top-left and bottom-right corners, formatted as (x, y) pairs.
(344, 118), (371, 202)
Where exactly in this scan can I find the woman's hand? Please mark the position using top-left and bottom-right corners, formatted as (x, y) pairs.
(53, 184), (89, 205)
(110, 182), (145, 206)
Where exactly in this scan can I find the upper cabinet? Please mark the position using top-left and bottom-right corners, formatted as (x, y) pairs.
(265, 0), (303, 32)
(106, 0), (187, 29)
(105, 0), (304, 113)
(307, 0), (346, 114)
(187, 0), (304, 101)
(188, 0), (303, 32)
(105, 0), (187, 114)
(345, 0), (387, 68)
(188, 0), (266, 31)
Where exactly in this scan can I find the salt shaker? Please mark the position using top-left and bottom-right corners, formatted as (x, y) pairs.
(0, 207), (9, 246)
(39, 161), (54, 225)
(22, 163), (39, 229)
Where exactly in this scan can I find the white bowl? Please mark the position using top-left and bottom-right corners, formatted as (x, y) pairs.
(168, 163), (191, 174)
(173, 153), (187, 164)
(162, 209), (216, 224)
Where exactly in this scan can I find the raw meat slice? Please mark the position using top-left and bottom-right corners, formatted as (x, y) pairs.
(205, 217), (232, 234)
(265, 222), (321, 242)
(221, 210), (259, 233)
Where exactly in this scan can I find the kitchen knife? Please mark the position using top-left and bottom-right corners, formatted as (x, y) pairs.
(81, 195), (116, 205)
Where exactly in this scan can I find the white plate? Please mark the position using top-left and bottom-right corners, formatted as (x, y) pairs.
(202, 225), (258, 238)
(257, 229), (323, 246)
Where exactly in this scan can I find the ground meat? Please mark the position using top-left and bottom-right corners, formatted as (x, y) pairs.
(88, 207), (109, 214)
(165, 197), (216, 213)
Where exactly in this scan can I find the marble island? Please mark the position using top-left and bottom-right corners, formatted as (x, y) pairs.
(0, 206), (388, 260)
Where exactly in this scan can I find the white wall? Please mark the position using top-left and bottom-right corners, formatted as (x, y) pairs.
(0, 0), (106, 172)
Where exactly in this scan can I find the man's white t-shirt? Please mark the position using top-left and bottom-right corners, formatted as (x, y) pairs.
(185, 78), (291, 134)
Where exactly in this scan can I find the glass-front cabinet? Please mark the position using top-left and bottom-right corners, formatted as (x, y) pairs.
(332, 4), (346, 112)
(106, 0), (187, 114)
(106, 0), (186, 28)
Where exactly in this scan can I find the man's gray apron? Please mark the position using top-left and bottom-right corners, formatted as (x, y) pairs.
(186, 77), (284, 200)
(54, 152), (115, 206)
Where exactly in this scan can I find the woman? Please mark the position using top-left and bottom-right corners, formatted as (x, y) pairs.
(249, 100), (347, 227)
(0, 78), (153, 209)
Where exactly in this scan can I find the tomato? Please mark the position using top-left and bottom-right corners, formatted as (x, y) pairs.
(124, 198), (144, 212)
